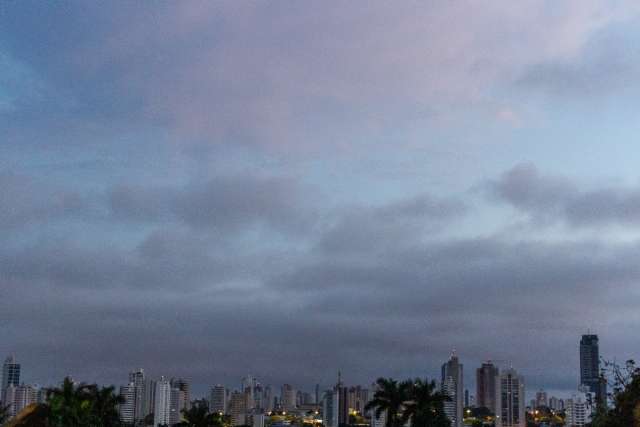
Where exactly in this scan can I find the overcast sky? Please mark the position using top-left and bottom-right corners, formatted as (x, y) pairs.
(2, 1), (640, 399)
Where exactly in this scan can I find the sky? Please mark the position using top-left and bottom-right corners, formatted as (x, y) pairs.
(2, 1), (640, 399)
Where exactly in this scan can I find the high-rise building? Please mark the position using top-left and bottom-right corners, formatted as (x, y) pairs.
(119, 383), (136, 424)
(254, 384), (264, 410)
(243, 375), (257, 411)
(281, 384), (296, 411)
(230, 390), (247, 426)
(171, 378), (190, 414)
(144, 379), (156, 417)
(347, 386), (369, 414)
(476, 361), (498, 414)
(128, 369), (146, 422)
(2, 356), (20, 404)
(495, 368), (525, 427)
(565, 392), (589, 427)
(441, 352), (464, 427)
(535, 389), (547, 408)
(322, 388), (339, 427)
(580, 335), (606, 406)
(263, 386), (274, 412)
(3, 385), (17, 418)
(169, 387), (182, 426)
(154, 377), (172, 427)
(210, 384), (228, 414)
(14, 384), (37, 416)
(337, 385), (349, 426)
(3, 383), (37, 418)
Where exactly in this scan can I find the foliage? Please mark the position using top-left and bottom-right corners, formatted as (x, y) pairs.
(365, 378), (411, 427)
(45, 376), (124, 427)
(178, 399), (225, 427)
(0, 405), (11, 424)
(591, 359), (640, 427)
(365, 377), (451, 427)
(401, 378), (450, 427)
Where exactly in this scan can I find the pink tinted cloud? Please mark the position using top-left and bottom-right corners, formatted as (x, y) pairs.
(71, 1), (640, 147)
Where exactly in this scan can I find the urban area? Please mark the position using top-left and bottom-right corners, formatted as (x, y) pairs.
(0, 335), (613, 427)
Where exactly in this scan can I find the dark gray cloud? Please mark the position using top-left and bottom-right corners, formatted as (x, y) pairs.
(488, 163), (640, 227)
(109, 175), (311, 234)
(317, 194), (467, 253)
(3, 166), (640, 397)
(4, 226), (638, 395)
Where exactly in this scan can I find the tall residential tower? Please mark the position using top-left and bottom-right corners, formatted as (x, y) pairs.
(476, 361), (498, 414)
(495, 368), (525, 427)
(441, 352), (463, 427)
(580, 334), (606, 406)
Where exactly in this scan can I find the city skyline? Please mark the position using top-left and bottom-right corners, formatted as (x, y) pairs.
(0, 337), (602, 402)
(0, 336), (607, 425)
(2, 0), (640, 406)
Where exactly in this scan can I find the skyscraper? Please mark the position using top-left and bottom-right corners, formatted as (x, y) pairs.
(169, 387), (182, 426)
(128, 369), (146, 422)
(143, 379), (156, 418)
(565, 392), (589, 427)
(210, 384), (228, 414)
(476, 361), (498, 414)
(263, 385), (273, 412)
(580, 334), (606, 406)
(13, 384), (37, 417)
(119, 383), (136, 424)
(322, 388), (339, 427)
(170, 378), (190, 414)
(441, 352), (464, 427)
(2, 356), (20, 405)
(229, 390), (247, 426)
(2, 356), (20, 389)
(154, 377), (172, 427)
(281, 384), (296, 411)
(495, 368), (525, 427)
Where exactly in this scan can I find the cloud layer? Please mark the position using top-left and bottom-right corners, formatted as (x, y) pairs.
(2, 1), (640, 399)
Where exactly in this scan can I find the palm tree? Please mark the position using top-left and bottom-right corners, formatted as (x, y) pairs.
(180, 400), (224, 427)
(46, 376), (94, 427)
(365, 378), (411, 427)
(87, 384), (124, 427)
(401, 378), (450, 427)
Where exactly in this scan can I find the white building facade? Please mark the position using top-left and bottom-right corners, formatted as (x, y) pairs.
(495, 368), (525, 427)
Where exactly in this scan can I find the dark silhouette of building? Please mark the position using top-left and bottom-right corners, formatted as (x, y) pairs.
(476, 361), (498, 414)
(580, 334), (606, 406)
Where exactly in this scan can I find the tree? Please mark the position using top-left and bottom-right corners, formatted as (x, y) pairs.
(0, 404), (10, 424)
(365, 378), (411, 427)
(46, 377), (124, 427)
(401, 378), (450, 427)
(87, 385), (125, 427)
(179, 400), (224, 427)
(591, 359), (640, 427)
(46, 377), (95, 426)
